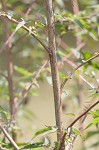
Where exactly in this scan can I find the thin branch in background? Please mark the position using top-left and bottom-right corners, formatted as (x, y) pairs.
(25, 0), (35, 17)
(6, 60), (48, 130)
(0, 0), (35, 54)
(15, 60), (49, 113)
(0, 30), (17, 54)
(60, 52), (99, 91)
(59, 100), (99, 150)
(0, 124), (19, 150)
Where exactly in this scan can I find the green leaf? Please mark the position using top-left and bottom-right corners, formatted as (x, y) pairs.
(89, 141), (99, 148)
(54, 141), (60, 150)
(21, 137), (50, 149)
(74, 19), (84, 29)
(14, 66), (32, 77)
(59, 72), (68, 80)
(91, 110), (99, 117)
(0, 111), (8, 121)
(85, 130), (99, 139)
(65, 113), (75, 117)
(85, 117), (99, 130)
(33, 126), (58, 138)
(92, 117), (99, 124)
(20, 142), (44, 149)
(73, 128), (82, 137)
(0, 106), (10, 121)
(82, 52), (92, 60)
(35, 21), (45, 28)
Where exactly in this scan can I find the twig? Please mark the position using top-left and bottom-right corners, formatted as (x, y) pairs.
(0, 13), (50, 55)
(59, 100), (99, 150)
(60, 58), (95, 90)
(60, 52), (99, 91)
(25, 0), (35, 17)
(15, 60), (48, 112)
(0, 124), (19, 150)
(67, 100), (99, 129)
(73, 52), (99, 73)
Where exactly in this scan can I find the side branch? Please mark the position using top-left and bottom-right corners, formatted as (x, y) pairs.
(0, 13), (50, 54)
(59, 100), (99, 150)
(67, 100), (99, 129)
(61, 52), (99, 91)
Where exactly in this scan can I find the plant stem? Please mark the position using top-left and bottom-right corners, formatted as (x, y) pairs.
(0, 125), (19, 150)
(45, 0), (63, 141)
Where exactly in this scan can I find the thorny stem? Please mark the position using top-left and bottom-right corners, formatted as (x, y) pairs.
(45, 0), (63, 141)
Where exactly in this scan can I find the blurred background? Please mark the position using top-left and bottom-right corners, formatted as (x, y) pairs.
(0, 0), (99, 149)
